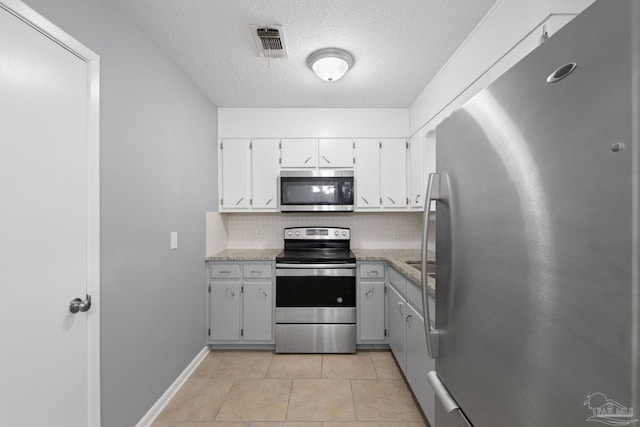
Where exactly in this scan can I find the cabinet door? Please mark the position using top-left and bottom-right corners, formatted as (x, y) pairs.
(220, 139), (250, 210)
(354, 140), (381, 209)
(406, 304), (436, 425)
(280, 139), (317, 168)
(387, 285), (406, 373)
(409, 132), (424, 209)
(318, 139), (354, 168)
(210, 282), (241, 341)
(423, 130), (436, 212)
(243, 281), (273, 341)
(251, 139), (279, 209)
(381, 139), (408, 209)
(359, 281), (385, 341)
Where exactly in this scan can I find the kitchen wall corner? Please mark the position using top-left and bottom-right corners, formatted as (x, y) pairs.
(206, 211), (229, 256)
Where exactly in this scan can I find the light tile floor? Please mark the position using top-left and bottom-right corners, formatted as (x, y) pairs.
(152, 350), (429, 427)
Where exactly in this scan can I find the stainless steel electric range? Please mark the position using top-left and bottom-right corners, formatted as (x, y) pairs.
(275, 227), (356, 353)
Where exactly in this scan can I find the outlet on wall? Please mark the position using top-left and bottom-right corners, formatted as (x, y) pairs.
(255, 227), (263, 239)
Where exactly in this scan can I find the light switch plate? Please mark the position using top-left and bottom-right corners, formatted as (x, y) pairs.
(170, 231), (178, 250)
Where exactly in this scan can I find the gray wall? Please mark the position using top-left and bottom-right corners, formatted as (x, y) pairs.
(23, 0), (218, 425)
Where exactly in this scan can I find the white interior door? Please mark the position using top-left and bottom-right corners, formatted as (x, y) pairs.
(0, 2), (100, 426)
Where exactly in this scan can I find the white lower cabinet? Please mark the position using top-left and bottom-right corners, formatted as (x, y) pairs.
(357, 262), (386, 343)
(209, 262), (274, 345)
(406, 303), (436, 423)
(387, 266), (435, 426)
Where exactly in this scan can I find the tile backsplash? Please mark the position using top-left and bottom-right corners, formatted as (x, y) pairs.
(206, 211), (434, 256)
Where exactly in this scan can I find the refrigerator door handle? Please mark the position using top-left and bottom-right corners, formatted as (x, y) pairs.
(427, 371), (459, 412)
(422, 173), (440, 358)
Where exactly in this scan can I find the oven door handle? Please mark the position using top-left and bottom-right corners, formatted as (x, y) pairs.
(276, 267), (356, 277)
(276, 263), (356, 269)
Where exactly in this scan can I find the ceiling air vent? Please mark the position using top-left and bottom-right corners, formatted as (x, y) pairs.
(250, 25), (288, 59)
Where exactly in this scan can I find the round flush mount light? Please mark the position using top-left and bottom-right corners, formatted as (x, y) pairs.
(307, 48), (354, 82)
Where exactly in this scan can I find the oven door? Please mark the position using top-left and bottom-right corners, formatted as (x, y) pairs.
(275, 266), (356, 353)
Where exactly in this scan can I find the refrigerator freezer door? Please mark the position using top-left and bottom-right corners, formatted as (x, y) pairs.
(434, 1), (638, 426)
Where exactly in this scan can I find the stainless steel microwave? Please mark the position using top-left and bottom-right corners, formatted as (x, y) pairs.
(279, 170), (354, 212)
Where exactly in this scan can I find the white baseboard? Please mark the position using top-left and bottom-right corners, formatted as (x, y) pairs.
(135, 346), (210, 427)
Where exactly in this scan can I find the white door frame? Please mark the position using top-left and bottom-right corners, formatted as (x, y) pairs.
(0, 1), (101, 425)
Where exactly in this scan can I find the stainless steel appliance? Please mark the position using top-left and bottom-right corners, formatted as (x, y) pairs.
(275, 227), (357, 353)
(279, 170), (354, 212)
(421, 1), (639, 425)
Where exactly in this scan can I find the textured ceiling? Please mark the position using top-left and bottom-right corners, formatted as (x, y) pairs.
(110, 0), (497, 108)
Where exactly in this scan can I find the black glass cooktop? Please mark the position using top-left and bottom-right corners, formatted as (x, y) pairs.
(276, 249), (356, 264)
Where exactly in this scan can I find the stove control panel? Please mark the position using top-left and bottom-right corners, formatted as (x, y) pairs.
(284, 227), (350, 240)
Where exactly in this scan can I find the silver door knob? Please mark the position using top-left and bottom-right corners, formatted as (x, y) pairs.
(69, 294), (91, 313)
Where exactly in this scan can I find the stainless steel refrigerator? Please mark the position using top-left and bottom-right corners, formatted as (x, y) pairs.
(421, 0), (640, 425)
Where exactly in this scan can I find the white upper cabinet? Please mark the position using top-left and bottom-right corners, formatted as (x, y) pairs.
(354, 140), (381, 209)
(381, 139), (408, 209)
(219, 139), (279, 212)
(280, 139), (317, 168)
(408, 131), (424, 209)
(318, 139), (354, 168)
(423, 130), (436, 211)
(251, 139), (279, 209)
(220, 139), (251, 210)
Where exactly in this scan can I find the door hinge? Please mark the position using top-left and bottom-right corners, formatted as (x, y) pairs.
(249, 141), (253, 149)
(353, 157), (356, 164)
(406, 141), (409, 149)
(279, 158), (282, 164)
(379, 141), (382, 149)
(384, 285), (388, 293)
(241, 285), (244, 293)
(279, 141), (282, 149)
(541, 25), (549, 43)
(208, 285), (211, 293)
(352, 141), (355, 149)
(220, 142), (223, 149)
(407, 197), (409, 205)
(241, 329), (244, 337)
(208, 328), (211, 336)
(385, 329), (388, 337)
(220, 198), (223, 206)
(250, 198), (253, 206)
(380, 197), (383, 204)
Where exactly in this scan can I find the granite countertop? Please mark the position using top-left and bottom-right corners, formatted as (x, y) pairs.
(206, 247), (436, 295)
(352, 248), (436, 295)
(205, 248), (282, 261)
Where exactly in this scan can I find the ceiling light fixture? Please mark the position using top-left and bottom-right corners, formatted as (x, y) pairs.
(307, 48), (354, 82)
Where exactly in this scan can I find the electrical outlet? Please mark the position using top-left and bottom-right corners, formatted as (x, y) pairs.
(392, 229), (400, 239)
(256, 227), (263, 239)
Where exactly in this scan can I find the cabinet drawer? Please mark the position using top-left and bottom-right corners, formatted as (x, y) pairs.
(210, 263), (241, 279)
(243, 263), (272, 279)
(388, 267), (407, 296)
(359, 263), (385, 279)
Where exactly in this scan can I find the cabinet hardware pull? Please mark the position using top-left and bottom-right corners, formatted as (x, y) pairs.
(304, 156), (312, 164)
(322, 155), (330, 164)
(387, 196), (396, 205)
(220, 270), (231, 274)
(365, 287), (374, 298)
(235, 197), (244, 206)
(398, 301), (404, 315)
(259, 288), (268, 297)
(406, 314), (413, 323)
(266, 197), (273, 205)
(251, 270), (261, 275)
(225, 288), (236, 297)
(360, 196), (369, 205)
(368, 270), (379, 276)
(416, 194), (421, 203)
